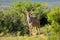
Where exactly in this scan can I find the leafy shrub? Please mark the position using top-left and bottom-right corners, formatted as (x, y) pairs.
(47, 7), (60, 24)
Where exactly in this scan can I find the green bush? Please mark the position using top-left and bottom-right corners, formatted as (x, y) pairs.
(47, 7), (60, 24)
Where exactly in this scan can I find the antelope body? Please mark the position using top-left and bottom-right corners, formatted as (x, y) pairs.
(25, 10), (40, 36)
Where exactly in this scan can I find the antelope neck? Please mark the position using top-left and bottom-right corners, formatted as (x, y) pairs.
(26, 13), (30, 23)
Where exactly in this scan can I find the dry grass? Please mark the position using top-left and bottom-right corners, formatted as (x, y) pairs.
(0, 35), (48, 40)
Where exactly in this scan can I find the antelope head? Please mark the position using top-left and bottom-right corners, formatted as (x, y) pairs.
(24, 10), (33, 15)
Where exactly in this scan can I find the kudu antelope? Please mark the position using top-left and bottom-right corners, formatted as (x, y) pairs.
(24, 10), (40, 36)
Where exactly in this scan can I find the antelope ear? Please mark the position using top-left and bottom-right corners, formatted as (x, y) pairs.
(24, 10), (28, 14)
(29, 10), (33, 14)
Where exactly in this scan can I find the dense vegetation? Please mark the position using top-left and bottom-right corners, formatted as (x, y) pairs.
(0, 1), (60, 40)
